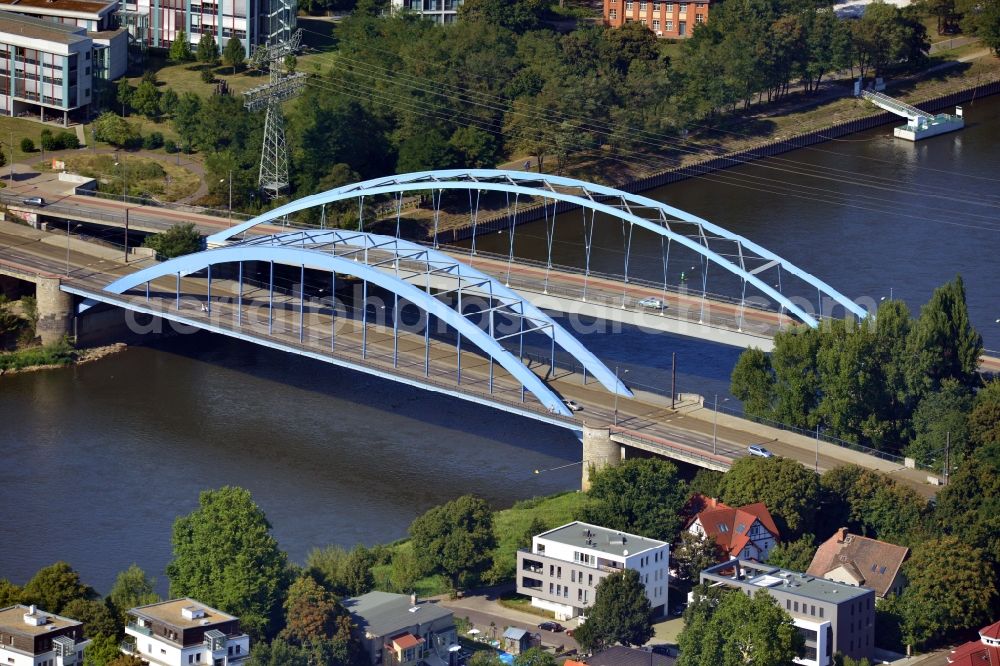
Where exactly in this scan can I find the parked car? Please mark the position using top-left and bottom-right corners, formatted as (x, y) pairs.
(638, 297), (665, 309)
(748, 444), (774, 458)
(564, 400), (583, 412)
(21, 196), (44, 206)
(538, 621), (565, 632)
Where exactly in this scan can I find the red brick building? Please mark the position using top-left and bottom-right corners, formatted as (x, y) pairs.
(603, 0), (711, 38)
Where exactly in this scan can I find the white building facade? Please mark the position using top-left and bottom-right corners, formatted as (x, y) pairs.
(516, 521), (670, 621)
(390, 0), (462, 24)
(122, 599), (250, 666)
(0, 605), (89, 666)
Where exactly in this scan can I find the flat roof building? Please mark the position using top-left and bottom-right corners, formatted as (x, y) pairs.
(700, 559), (874, 666)
(0, 604), (90, 666)
(391, 0), (463, 25)
(516, 521), (670, 621)
(122, 598), (249, 666)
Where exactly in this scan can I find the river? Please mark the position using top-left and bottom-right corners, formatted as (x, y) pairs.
(2, 96), (998, 595)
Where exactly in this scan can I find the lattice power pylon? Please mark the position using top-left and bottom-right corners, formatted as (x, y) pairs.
(243, 26), (304, 198)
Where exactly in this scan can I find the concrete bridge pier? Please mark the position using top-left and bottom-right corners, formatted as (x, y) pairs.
(581, 422), (622, 491)
(35, 277), (73, 344)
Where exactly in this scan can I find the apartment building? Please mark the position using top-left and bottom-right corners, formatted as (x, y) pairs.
(0, 604), (90, 666)
(603, 0), (711, 38)
(390, 0), (462, 25)
(700, 560), (875, 666)
(122, 598), (250, 666)
(0, 13), (96, 124)
(516, 521), (670, 621)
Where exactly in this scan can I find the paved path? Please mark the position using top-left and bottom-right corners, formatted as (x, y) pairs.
(437, 592), (580, 654)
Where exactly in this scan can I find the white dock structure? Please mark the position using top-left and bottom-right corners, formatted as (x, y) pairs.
(862, 90), (964, 141)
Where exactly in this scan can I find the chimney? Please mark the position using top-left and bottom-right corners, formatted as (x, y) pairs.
(29, 605), (36, 615)
(410, 593), (417, 607)
(837, 527), (849, 543)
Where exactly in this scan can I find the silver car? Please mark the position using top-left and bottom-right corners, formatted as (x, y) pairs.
(748, 444), (774, 458)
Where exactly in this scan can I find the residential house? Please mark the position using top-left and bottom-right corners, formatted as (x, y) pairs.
(603, 0), (711, 38)
(807, 528), (909, 599)
(343, 591), (457, 666)
(121, 598), (250, 666)
(686, 495), (780, 562)
(947, 619), (1000, 666)
(0, 604), (90, 666)
(700, 559), (875, 666)
(587, 646), (676, 665)
(516, 521), (670, 621)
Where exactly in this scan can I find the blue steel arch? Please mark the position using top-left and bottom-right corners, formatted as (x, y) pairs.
(208, 170), (867, 327)
(235, 228), (631, 397)
(104, 245), (575, 417)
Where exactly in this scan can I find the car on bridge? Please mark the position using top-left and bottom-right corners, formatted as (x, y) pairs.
(638, 297), (665, 310)
(748, 444), (774, 458)
(21, 196), (44, 207)
(564, 400), (583, 412)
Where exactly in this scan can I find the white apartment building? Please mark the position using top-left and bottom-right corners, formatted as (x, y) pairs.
(122, 598), (250, 666)
(516, 521), (670, 621)
(0, 605), (90, 666)
(391, 0), (462, 25)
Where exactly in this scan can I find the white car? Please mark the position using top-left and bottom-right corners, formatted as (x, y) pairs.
(564, 400), (583, 412)
(748, 444), (774, 458)
(638, 297), (665, 309)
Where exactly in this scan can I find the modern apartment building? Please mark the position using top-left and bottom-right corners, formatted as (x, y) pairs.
(390, 0), (462, 25)
(122, 598), (250, 666)
(700, 560), (875, 666)
(0, 13), (96, 124)
(603, 0), (711, 38)
(0, 604), (90, 666)
(516, 521), (670, 621)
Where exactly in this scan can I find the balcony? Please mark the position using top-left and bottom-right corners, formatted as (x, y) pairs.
(127, 622), (153, 637)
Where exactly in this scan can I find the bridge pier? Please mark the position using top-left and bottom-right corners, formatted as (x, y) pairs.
(35, 276), (73, 345)
(581, 422), (622, 491)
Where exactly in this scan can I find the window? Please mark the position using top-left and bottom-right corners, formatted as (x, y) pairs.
(666, 20), (673, 29)
(588, 574), (593, 586)
(793, 601), (799, 612)
(625, 0), (633, 9)
(640, 1), (647, 9)
(666, 2), (673, 10)
(811, 605), (816, 616)
(786, 600), (790, 610)
(819, 607), (824, 618)
(695, 14), (704, 22)
(189, 657), (194, 664)
(571, 571), (576, 583)
(549, 583), (554, 594)
(609, 8), (617, 17)
(557, 566), (562, 579)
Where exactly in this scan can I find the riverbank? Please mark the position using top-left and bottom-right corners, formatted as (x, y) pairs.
(0, 341), (126, 375)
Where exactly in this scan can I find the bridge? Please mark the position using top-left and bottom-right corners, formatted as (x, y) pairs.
(0, 170), (988, 495)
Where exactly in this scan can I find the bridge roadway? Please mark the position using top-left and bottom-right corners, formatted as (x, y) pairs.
(0, 224), (949, 497)
(4, 192), (790, 349)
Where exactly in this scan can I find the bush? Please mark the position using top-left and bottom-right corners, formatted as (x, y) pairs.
(142, 132), (164, 150)
(164, 139), (178, 153)
(58, 132), (80, 149)
(0, 338), (75, 371)
(200, 68), (214, 84)
(20, 138), (34, 153)
(40, 129), (55, 151)
(39, 130), (80, 151)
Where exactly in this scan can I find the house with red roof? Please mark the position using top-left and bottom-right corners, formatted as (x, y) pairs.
(685, 495), (780, 562)
(947, 619), (1000, 666)
(807, 528), (909, 599)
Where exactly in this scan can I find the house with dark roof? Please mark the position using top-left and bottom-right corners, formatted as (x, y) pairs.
(586, 646), (676, 665)
(501, 626), (536, 655)
(686, 495), (780, 562)
(343, 591), (457, 666)
(807, 528), (909, 599)
(947, 619), (1000, 666)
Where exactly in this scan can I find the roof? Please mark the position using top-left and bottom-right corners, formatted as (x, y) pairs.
(503, 627), (528, 640)
(129, 598), (237, 630)
(535, 521), (667, 558)
(0, 605), (82, 637)
(587, 646), (676, 666)
(806, 528), (909, 598)
(343, 592), (453, 639)
(0, 12), (87, 44)
(389, 632), (423, 650)
(0, 0), (115, 15)
(691, 499), (780, 559)
(702, 560), (873, 604)
(947, 622), (1000, 666)
(983, 621), (1000, 640)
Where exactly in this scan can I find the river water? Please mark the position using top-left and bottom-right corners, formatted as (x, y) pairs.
(3, 96), (998, 595)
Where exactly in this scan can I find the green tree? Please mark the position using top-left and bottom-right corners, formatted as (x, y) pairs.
(132, 80), (161, 119)
(92, 112), (137, 147)
(673, 531), (719, 583)
(458, 0), (549, 33)
(905, 379), (973, 469)
(143, 223), (202, 259)
(899, 536), (996, 648)
(396, 129), (455, 173)
(166, 486), (289, 640)
(574, 569), (652, 652)
(340, 545), (375, 597)
(108, 565), (159, 627)
(197, 32), (220, 64)
(0, 579), (23, 606)
(513, 647), (557, 666)
(169, 31), (193, 62)
(305, 545), (349, 593)
(769, 327), (823, 430)
(107, 656), (143, 666)
(158, 88), (179, 119)
(581, 458), (688, 542)
(116, 78), (132, 114)
(467, 652), (505, 666)
(84, 633), (124, 666)
(766, 535), (816, 572)
(20, 137), (34, 152)
(388, 547), (424, 594)
(62, 599), (117, 639)
(934, 441), (1000, 570)
(718, 456), (819, 538)
(907, 276), (982, 398)
(172, 93), (202, 148)
(968, 379), (1000, 448)
(223, 37), (245, 74)
(22, 562), (92, 614)
(449, 126), (500, 169)
(959, 0), (1000, 53)
(280, 575), (340, 644)
(731, 347), (775, 418)
(819, 465), (928, 545)
(408, 495), (496, 590)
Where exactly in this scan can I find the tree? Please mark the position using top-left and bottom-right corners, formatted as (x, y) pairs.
(717, 456), (819, 538)
(143, 223), (202, 259)
(92, 112), (137, 148)
(169, 30), (193, 62)
(899, 536), (997, 648)
(0, 579), (23, 606)
(116, 78), (132, 114)
(959, 0), (1000, 53)
(20, 137), (34, 152)
(906, 379), (973, 469)
(581, 458), (688, 542)
(513, 648), (557, 666)
(340, 545), (375, 597)
(449, 126), (500, 169)
(467, 652), (505, 666)
(84, 633), (124, 666)
(197, 32), (220, 64)
(108, 565), (159, 625)
(166, 486), (289, 640)
(766, 535), (816, 572)
(731, 347), (775, 418)
(458, 0), (549, 33)
(934, 441), (1000, 571)
(107, 657), (143, 666)
(575, 569), (652, 652)
(968, 379), (1000, 449)
(22, 562), (92, 614)
(62, 599), (117, 639)
(819, 465), (928, 545)
(284, 53), (297, 74)
(223, 37), (245, 74)
(132, 80), (161, 119)
(172, 93), (202, 148)
(158, 88), (179, 119)
(408, 495), (496, 590)
(280, 576), (340, 644)
(396, 129), (455, 173)
(388, 547), (424, 594)
(907, 276), (982, 398)
(673, 531), (719, 583)
(677, 588), (803, 666)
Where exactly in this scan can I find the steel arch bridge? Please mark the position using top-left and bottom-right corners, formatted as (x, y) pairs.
(208, 169), (867, 329)
(102, 230), (631, 420)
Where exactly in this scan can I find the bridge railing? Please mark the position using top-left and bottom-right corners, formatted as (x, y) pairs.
(610, 427), (732, 470)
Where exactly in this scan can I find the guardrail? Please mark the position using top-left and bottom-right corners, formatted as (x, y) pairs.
(610, 427), (732, 471)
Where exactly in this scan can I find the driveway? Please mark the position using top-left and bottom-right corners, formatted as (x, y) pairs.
(437, 592), (580, 654)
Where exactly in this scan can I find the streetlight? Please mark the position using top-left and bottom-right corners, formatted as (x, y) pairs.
(613, 366), (629, 426)
(219, 171), (232, 220)
(115, 160), (128, 262)
(712, 394), (729, 454)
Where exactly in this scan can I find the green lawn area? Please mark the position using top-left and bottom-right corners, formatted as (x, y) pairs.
(498, 592), (554, 619)
(0, 116), (78, 163)
(38, 152), (201, 201)
(126, 54), (269, 98)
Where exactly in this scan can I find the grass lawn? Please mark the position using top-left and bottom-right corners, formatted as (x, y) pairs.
(126, 54), (269, 98)
(0, 116), (78, 163)
(498, 592), (554, 619)
(41, 153), (201, 201)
